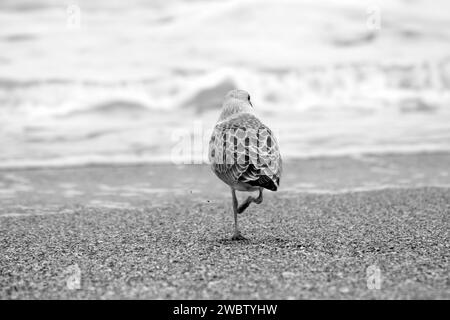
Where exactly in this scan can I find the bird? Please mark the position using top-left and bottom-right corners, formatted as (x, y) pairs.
(208, 89), (282, 240)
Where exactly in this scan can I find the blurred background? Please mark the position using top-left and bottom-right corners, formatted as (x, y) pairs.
(1, 0), (450, 167)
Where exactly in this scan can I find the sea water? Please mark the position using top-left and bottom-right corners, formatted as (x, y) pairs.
(1, 0), (450, 167)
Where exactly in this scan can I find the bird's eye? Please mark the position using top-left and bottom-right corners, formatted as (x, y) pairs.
(248, 95), (251, 101)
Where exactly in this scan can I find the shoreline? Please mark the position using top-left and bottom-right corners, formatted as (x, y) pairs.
(1, 150), (450, 172)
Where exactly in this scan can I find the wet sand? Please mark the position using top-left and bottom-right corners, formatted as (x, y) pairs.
(0, 153), (449, 299)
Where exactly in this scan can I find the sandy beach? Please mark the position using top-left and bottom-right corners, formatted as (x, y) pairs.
(0, 153), (449, 299)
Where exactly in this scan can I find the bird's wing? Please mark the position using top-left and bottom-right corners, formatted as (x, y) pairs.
(209, 113), (282, 191)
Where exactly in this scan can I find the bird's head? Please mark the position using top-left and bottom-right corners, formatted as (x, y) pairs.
(218, 89), (253, 121)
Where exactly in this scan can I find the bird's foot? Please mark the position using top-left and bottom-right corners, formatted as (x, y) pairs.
(237, 196), (253, 214)
(231, 232), (247, 241)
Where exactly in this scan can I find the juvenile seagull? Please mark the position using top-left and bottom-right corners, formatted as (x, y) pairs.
(209, 89), (282, 240)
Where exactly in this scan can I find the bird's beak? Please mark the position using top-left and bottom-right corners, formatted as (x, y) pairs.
(249, 101), (253, 108)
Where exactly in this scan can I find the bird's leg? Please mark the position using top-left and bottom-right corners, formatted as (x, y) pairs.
(237, 188), (264, 213)
(231, 188), (246, 240)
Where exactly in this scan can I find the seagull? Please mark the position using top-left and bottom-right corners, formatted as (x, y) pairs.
(209, 89), (282, 240)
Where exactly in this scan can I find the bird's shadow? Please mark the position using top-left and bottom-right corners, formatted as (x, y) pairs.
(214, 235), (299, 247)
(217, 238), (251, 245)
